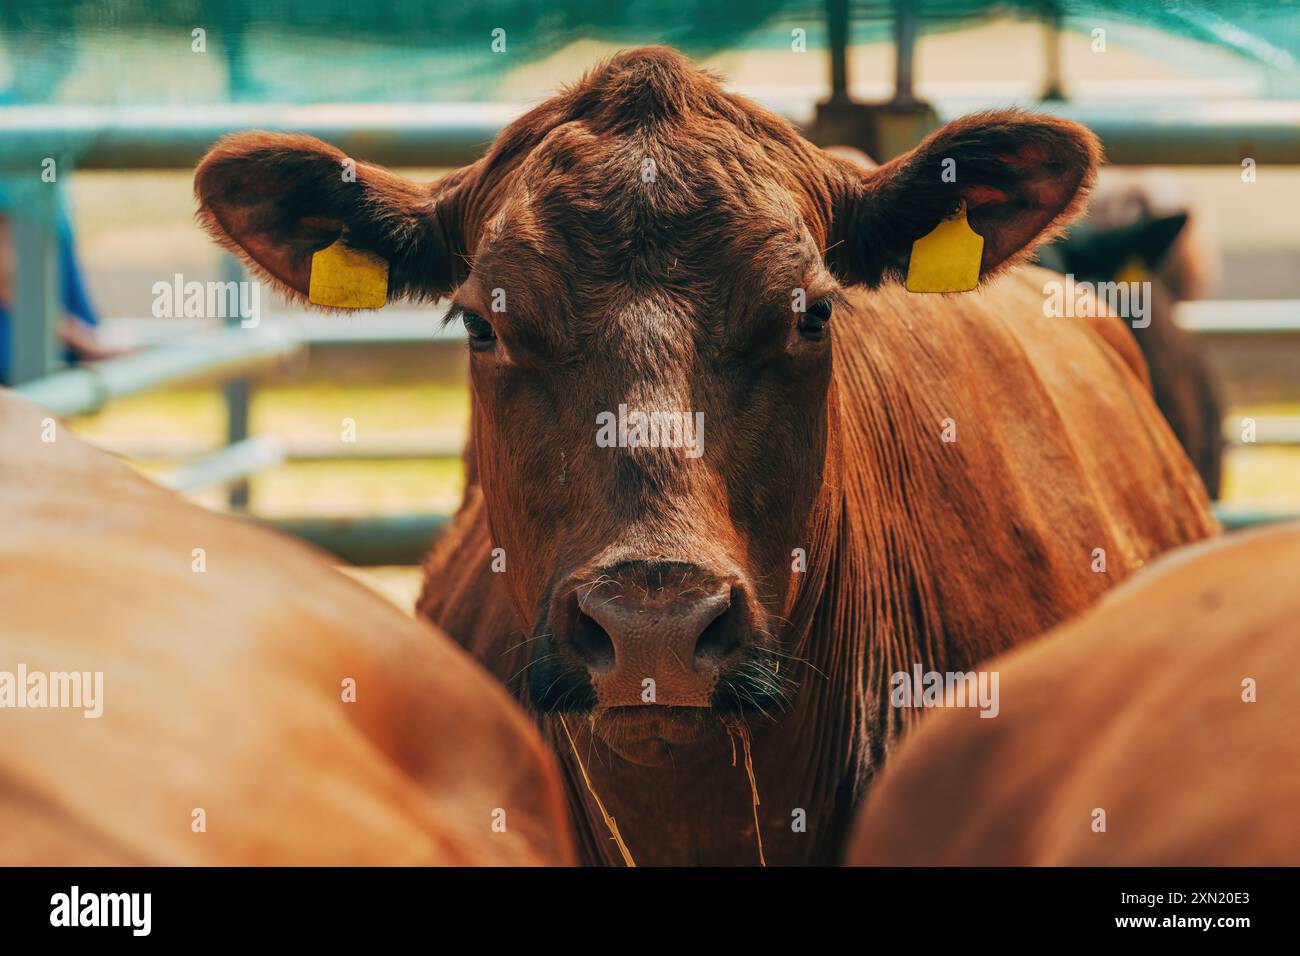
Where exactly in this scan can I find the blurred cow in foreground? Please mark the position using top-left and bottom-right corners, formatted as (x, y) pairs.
(0, 391), (572, 866)
(196, 48), (1215, 865)
(849, 522), (1300, 865)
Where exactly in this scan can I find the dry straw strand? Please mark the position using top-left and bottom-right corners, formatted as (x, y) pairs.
(559, 715), (636, 867)
(725, 718), (767, 867)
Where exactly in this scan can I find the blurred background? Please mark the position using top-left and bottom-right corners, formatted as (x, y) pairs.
(2, 1), (1298, 609)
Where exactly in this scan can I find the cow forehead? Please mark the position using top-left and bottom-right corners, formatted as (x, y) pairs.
(492, 127), (801, 251)
(470, 128), (821, 335)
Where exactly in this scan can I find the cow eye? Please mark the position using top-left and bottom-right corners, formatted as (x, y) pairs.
(461, 310), (497, 350)
(798, 298), (833, 340)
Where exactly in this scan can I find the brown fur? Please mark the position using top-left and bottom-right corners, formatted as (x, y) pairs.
(848, 523), (1300, 865)
(0, 390), (573, 865)
(419, 267), (1213, 865)
(195, 47), (1214, 865)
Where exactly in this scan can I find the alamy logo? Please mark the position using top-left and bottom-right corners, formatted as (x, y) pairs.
(1042, 275), (1150, 328)
(595, 404), (705, 459)
(152, 273), (261, 327)
(0, 665), (103, 718)
(50, 886), (151, 936)
(890, 664), (1000, 718)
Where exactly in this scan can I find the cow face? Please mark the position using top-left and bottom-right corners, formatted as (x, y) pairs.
(197, 48), (1097, 763)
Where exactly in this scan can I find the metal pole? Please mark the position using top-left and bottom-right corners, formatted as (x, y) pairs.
(256, 513), (450, 566)
(222, 18), (252, 510)
(8, 183), (60, 385)
(13, 325), (300, 417)
(4, 101), (1300, 167)
(826, 0), (850, 102)
(222, 255), (252, 510)
(156, 435), (288, 493)
(894, 0), (920, 106)
(1042, 2), (1065, 100)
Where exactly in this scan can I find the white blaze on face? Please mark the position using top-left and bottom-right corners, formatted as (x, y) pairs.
(593, 302), (704, 460)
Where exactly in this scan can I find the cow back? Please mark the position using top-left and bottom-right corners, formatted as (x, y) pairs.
(0, 392), (573, 865)
(848, 524), (1300, 865)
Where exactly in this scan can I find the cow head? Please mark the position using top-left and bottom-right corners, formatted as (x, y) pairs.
(196, 47), (1098, 764)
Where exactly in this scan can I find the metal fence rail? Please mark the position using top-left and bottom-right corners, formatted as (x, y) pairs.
(9, 312), (1300, 565)
(4, 99), (1300, 172)
(13, 325), (301, 417)
(258, 513), (450, 567)
(12, 300), (1300, 564)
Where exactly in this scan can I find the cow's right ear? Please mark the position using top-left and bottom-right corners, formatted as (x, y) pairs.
(195, 132), (471, 308)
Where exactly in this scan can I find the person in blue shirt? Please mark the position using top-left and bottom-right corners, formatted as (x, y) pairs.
(1, 55), (126, 385)
(0, 184), (124, 385)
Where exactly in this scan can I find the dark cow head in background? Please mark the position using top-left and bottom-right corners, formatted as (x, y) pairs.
(196, 47), (1098, 765)
(1039, 206), (1225, 501)
(1034, 211), (1189, 284)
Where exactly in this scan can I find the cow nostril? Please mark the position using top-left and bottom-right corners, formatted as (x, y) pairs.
(572, 609), (616, 671)
(693, 604), (740, 664)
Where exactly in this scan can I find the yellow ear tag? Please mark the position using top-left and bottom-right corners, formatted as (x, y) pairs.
(905, 204), (984, 294)
(1114, 257), (1151, 285)
(308, 240), (389, 309)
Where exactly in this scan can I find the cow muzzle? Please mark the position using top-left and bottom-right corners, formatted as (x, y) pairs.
(530, 560), (768, 715)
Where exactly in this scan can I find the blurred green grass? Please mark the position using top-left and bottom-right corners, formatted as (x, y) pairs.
(1221, 444), (1300, 506)
(72, 382), (469, 518)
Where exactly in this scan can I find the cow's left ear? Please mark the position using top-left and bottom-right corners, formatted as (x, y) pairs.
(829, 111), (1101, 288)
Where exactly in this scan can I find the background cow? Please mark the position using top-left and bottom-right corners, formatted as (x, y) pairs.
(0, 391), (572, 866)
(1036, 185), (1224, 498)
(196, 47), (1216, 865)
(848, 522), (1300, 866)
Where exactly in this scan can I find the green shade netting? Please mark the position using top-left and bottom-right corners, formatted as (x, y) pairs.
(0, 1), (1297, 103)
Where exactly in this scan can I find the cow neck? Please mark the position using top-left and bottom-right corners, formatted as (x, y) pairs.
(549, 381), (880, 866)
(825, 324), (961, 769)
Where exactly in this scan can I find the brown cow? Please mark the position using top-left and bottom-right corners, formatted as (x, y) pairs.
(0, 390), (572, 866)
(1036, 204), (1224, 498)
(195, 47), (1215, 865)
(848, 522), (1300, 866)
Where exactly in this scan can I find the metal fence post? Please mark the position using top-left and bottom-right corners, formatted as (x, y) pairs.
(893, 0), (920, 107)
(222, 15), (254, 510)
(1041, 1), (1065, 100)
(826, 0), (850, 103)
(9, 181), (60, 385)
(222, 253), (252, 510)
